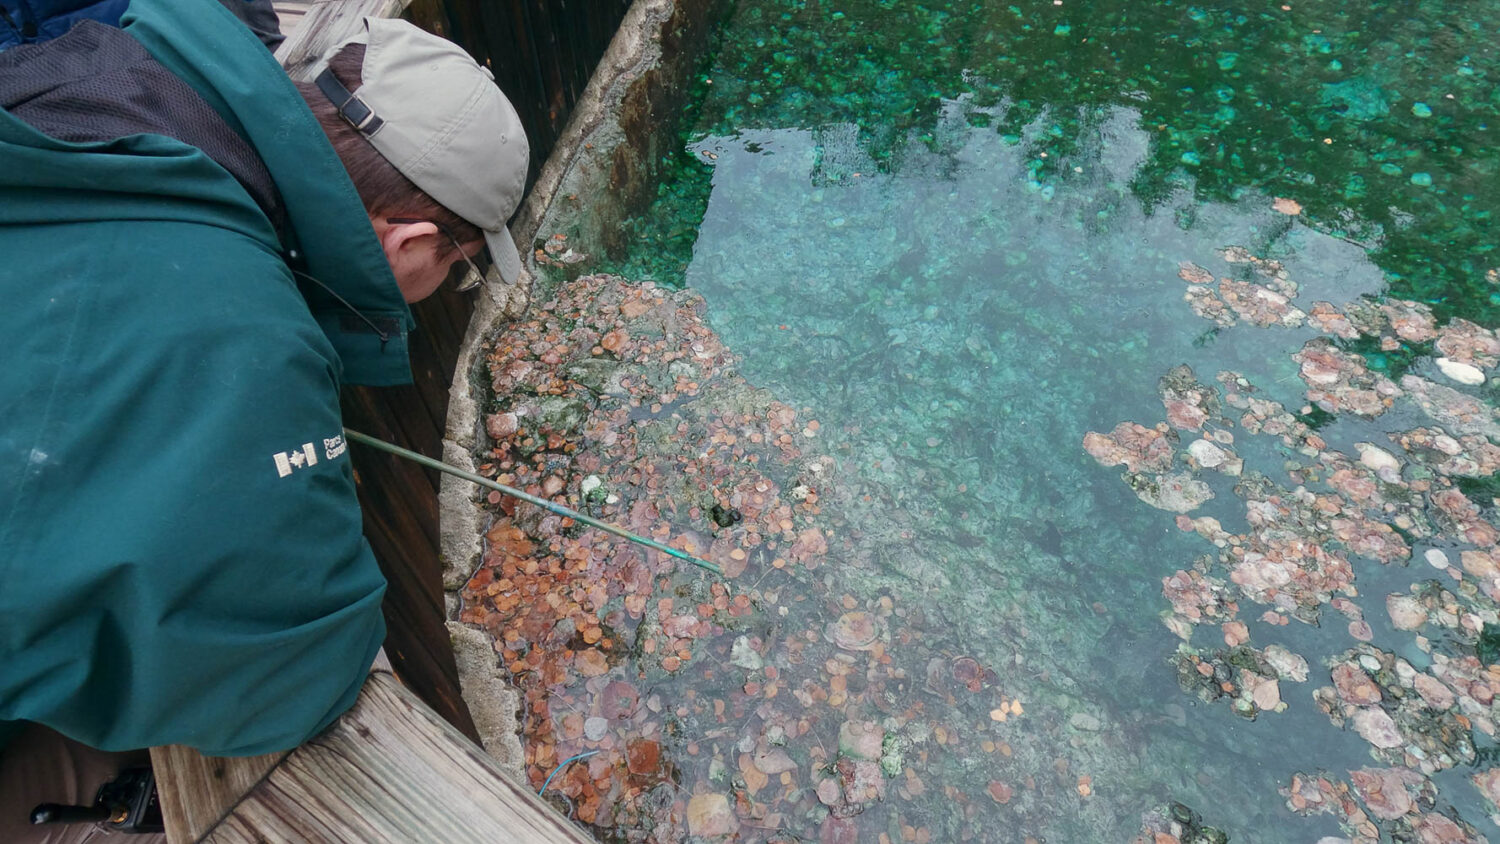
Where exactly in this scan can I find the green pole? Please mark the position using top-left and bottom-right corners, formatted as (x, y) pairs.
(343, 429), (723, 576)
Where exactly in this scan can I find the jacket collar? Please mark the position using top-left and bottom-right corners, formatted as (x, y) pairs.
(121, 0), (414, 386)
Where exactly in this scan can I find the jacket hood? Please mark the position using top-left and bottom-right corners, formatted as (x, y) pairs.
(0, 0), (415, 385)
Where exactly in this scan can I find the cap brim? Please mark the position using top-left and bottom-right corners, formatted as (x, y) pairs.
(484, 225), (523, 284)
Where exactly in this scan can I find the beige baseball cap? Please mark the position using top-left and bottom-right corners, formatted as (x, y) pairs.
(324, 18), (530, 283)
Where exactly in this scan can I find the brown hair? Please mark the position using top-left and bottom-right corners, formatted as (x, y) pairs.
(296, 44), (482, 256)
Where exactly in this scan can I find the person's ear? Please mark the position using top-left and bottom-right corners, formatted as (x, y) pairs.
(377, 219), (440, 273)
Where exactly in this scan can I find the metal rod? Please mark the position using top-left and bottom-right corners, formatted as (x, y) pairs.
(343, 429), (723, 576)
(540, 750), (600, 795)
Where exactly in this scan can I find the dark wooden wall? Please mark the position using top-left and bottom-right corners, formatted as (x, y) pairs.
(410, 0), (633, 185)
(342, 285), (477, 740)
(340, 0), (634, 740)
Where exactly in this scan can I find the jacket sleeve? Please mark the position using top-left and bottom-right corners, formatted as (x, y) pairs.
(0, 220), (387, 756)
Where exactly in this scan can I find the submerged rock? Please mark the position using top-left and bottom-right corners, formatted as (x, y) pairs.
(837, 720), (884, 761)
(1083, 421), (1178, 473)
(1351, 708), (1403, 749)
(1130, 471), (1214, 513)
(730, 635), (764, 670)
(1401, 375), (1500, 439)
(1220, 278), (1306, 328)
(1308, 302), (1361, 339)
(1332, 664), (1383, 706)
(1163, 567), (1234, 624)
(1434, 318), (1500, 368)
(686, 793), (737, 836)
(1348, 767), (1421, 820)
(1178, 262), (1215, 284)
(1264, 645), (1310, 682)
(1159, 365), (1223, 431)
(1354, 443), (1402, 480)
(584, 716), (608, 741)
(1391, 428), (1500, 477)
(1294, 339), (1402, 418)
(826, 611), (885, 651)
(1412, 673), (1454, 710)
(1386, 595), (1428, 631)
(1187, 438), (1241, 475)
(1185, 285), (1237, 326)
(1251, 677), (1282, 710)
(830, 757), (885, 816)
(1472, 769), (1500, 816)
(1134, 800), (1229, 844)
(1436, 357), (1486, 386)
(1378, 300), (1438, 343)
(752, 746), (797, 775)
(1069, 712), (1102, 731)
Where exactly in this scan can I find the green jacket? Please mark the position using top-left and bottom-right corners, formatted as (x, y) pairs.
(0, 0), (413, 755)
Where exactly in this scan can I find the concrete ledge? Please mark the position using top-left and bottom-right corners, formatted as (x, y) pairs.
(448, 622), (525, 775)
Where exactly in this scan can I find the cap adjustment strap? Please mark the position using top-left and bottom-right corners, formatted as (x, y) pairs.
(315, 68), (384, 136)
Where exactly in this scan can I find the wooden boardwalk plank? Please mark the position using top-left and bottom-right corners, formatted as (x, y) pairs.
(202, 673), (591, 844)
(150, 745), (291, 843)
(275, 0), (415, 81)
(271, 0), (311, 36)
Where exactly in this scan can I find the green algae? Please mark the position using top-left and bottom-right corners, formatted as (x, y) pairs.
(575, 0), (1498, 327)
(1478, 625), (1500, 667)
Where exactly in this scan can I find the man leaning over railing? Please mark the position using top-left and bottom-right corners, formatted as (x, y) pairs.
(0, 1), (527, 839)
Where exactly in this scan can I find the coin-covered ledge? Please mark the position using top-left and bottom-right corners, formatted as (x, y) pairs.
(438, 0), (724, 771)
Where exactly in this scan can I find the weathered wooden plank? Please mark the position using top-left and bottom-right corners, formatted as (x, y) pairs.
(273, 10), (307, 36)
(150, 745), (291, 843)
(270, 0), (311, 35)
(277, 11), (306, 35)
(275, 0), (415, 81)
(203, 673), (591, 844)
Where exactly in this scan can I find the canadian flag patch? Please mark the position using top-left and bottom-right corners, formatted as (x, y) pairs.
(272, 443), (319, 478)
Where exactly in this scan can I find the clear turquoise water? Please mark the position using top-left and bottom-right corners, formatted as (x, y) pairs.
(551, 0), (1500, 839)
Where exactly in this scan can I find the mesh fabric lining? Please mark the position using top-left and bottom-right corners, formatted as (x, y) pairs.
(0, 19), (285, 235)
